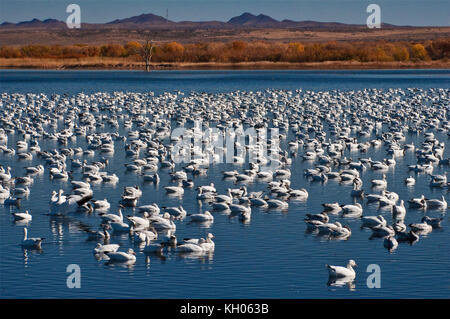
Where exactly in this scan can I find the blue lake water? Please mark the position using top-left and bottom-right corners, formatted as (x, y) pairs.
(0, 69), (449, 298)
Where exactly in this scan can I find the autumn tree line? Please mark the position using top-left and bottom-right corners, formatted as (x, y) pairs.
(0, 39), (449, 63)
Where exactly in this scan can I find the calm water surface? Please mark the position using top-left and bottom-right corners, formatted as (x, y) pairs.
(0, 70), (449, 298)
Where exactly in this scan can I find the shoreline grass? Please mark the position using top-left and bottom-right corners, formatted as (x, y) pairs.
(0, 58), (449, 70)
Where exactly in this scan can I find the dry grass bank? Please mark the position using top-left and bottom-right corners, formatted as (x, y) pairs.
(1, 57), (449, 70)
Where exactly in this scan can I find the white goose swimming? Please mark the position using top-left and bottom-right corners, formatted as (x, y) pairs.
(371, 225), (395, 238)
(408, 195), (427, 209)
(189, 211), (214, 222)
(99, 207), (124, 223)
(321, 202), (342, 213)
(106, 248), (136, 262)
(137, 203), (160, 215)
(409, 221), (433, 233)
(371, 174), (387, 188)
(22, 227), (44, 248)
(12, 210), (32, 222)
(151, 213), (177, 231)
(341, 203), (363, 217)
(49, 189), (92, 215)
(404, 176), (415, 185)
(330, 224), (352, 239)
(94, 243), (120, 254)
(162, 206), (187, 219)
(361, 215), (386, 228)
(165, 182), (184, 195)
(143, 237), (163, 254)
(392, 200), (406, 220)
(326, 260), (357, 278)
(425, 196), (447, 210)
(92, 198), (111, 211)
(127, 215), (150, 230)
(177, 240), (205, 253)
(266, 198), (289, 209)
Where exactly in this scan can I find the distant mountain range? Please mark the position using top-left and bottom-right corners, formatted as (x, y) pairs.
(0, 12), (397, 29)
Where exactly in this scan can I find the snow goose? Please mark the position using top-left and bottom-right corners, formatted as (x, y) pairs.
(330, 225), (352, 239)
(392, 200), (406, 220)
(266, 198), (289, 210)
(211, 202), (230, 211)
(408, 195), (427, 209)
(110, 220), (131, 233)
(189, 211), (214, 222)
(421, 216), (443, 228)
(151, 213), (176, 231)
(304, 219), (324, 231)
(86, 225), (111, 241)
(134, 229), (158, 243)
(198, 183), (216, 194)
(12, 186), (30, 197)
(12, 210), (32, 222)
(165, 182), (184, 195)
(162, 206), (187, 219)
(94, 243), (120, 254)
(106, 248), (136, 262)
(49, 189), (92, 215)
(317, 222), (343, 234)
(409, 222), (433, 233)
(177, 240), (205, 253)
(0, 166), (12, 181)
(249, 197), (268, 207)
(321, 202), (342, 213)
(361, 215), (387, 228)
(127, 215), (150, 229)
(199, 233), (215, 251)
(143, 237), (163, 254)
(143, 173), (160, 184)
(21, 227), (44, 249)
(371, 174), (387, 188)
(326, 260), (357, 278)
(222, 170), (239, 178)
(288, 188), (309, 200)
(229, 204), (251, 215)
(214, 189), (233, 204)
(92, 198), (110, 211)
(0, 185), (10, 200)
(25, 165), (44, 175)
(366, 191), (386, 203)
(305, 213), (329, 223)
(371, 225), (395, 238)
(99, 207), (124, 223)
(341, 203), (363, 217)
(425, 196), (447, 210)
(138, 203), (160, 215)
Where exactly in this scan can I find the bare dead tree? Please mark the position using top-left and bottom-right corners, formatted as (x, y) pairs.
(140, 34), (155, 72)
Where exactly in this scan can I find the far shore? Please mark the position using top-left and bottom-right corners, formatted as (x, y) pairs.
(1, 58), (449, 70)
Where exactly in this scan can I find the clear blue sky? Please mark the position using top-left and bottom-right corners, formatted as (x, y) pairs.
(0, 0), (449, 26)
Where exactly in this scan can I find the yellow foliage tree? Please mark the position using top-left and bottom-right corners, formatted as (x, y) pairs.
(411, 44), (429, 60)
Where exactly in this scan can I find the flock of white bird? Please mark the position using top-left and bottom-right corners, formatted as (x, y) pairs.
(0, 87), (448, 284)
